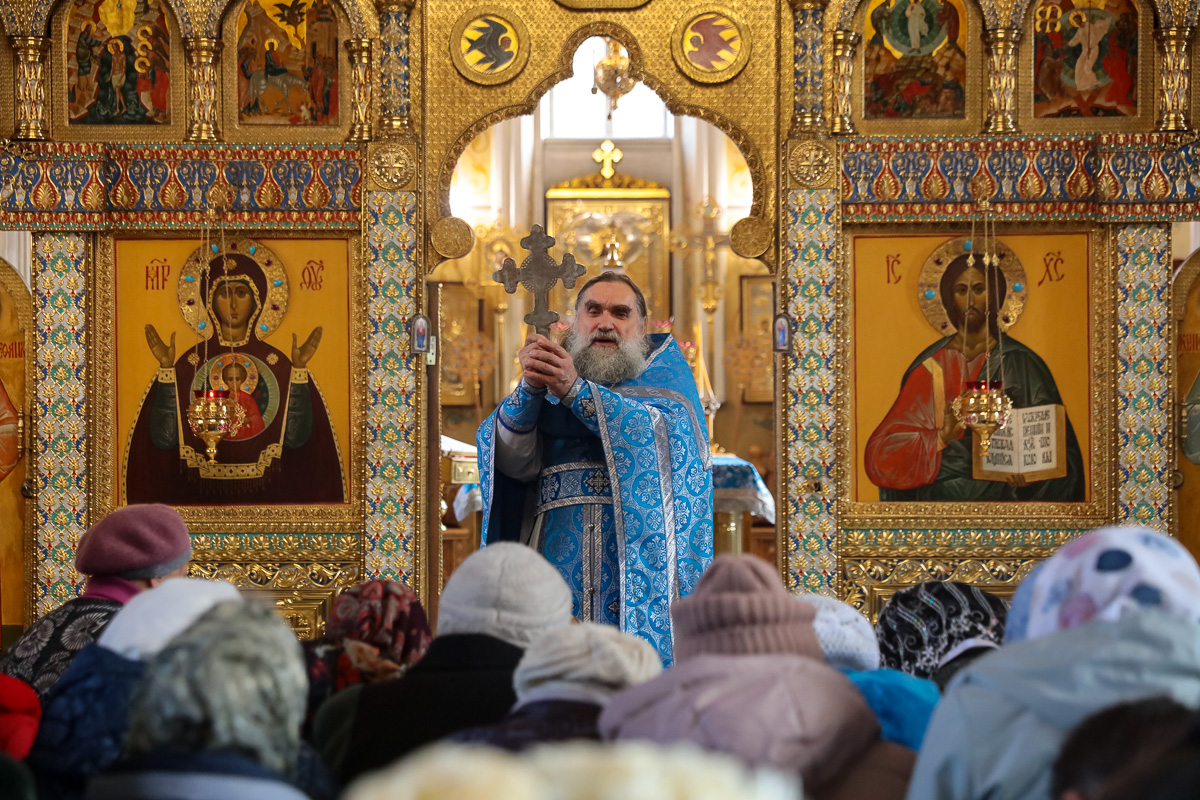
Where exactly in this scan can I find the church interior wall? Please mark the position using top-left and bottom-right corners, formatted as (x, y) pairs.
(1, 0), (1199, 633)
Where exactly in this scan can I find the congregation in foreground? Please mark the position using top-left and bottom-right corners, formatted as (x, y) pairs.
(0, 505), (1198, 799)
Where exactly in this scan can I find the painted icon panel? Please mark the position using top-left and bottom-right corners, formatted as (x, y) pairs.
(863, 0), (968, 119)
(66, 0), (171, 124)
(1032, 0), (1138, 118)
(235, 0), (339, 126)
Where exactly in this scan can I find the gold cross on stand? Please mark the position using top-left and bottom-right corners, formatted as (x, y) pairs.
(592, 140), (623, 179)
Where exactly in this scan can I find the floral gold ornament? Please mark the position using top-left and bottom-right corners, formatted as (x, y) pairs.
(672, 7), (750, 84)
(370, 144), (415, 190)
(917, 236), (1027, 336)
(450, 8), (530, 86)
(788, 140), (835, 188)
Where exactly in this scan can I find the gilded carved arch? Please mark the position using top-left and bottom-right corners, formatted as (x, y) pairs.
(420, 1), (780, 275)
(433, 21), (770, 259)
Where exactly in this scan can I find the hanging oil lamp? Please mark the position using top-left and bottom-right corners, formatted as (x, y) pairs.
(949, 200), (1012, 455)
(185, 195), (245, 463)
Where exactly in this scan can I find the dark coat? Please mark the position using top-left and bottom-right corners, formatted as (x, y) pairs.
(448, 699), (602, 751)
(28, 644), (144, 800)
(0, 599), (120, 698)
(85, 750), (309, 800)
(317, 633), (522, 783)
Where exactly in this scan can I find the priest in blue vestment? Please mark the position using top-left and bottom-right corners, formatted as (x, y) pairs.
(477, 273), (714, 663)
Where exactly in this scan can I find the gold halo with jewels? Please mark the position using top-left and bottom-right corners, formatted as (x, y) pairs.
(207, 352), (262, 394)
(917, 236), (1028, 337)
(450, 8), (530, 86)
(729, 216), (772, 259)
(431, 216), (476, 259)
(671, 6), (750, 84)
(177, 238), (289, 341)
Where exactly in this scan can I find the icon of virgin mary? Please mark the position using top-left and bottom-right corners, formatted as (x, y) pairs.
(124, 238), (345, 504)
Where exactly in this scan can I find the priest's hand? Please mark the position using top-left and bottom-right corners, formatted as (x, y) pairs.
(145, 324), (175, 368)
(522, 335), (578, 399)
(293, 327), (323, 368)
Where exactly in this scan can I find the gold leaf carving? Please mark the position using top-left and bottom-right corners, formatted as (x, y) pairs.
(874, 166), (900, 201)
(920, 165), (948, 200)
(1018, 162), (1046, 198)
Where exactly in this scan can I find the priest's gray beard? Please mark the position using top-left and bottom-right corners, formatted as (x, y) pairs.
(563, 328), (650, 385)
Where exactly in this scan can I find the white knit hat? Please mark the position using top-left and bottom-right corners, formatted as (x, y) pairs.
(438, 543), (573, 648)
(98, 577), (242, 661)
(515, 623), (662, 707)
(797, 593), (880, 673)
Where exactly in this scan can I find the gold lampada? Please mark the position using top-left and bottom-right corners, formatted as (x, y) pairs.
(592, 38), (635, 118)
(948, 200), (1012, 455)
(186, 192), (245, 464)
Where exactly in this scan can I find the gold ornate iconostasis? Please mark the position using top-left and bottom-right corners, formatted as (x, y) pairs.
(0, 0), (1196, 634)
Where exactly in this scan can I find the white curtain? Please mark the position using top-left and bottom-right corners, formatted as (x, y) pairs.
(0, 233), (31, 289)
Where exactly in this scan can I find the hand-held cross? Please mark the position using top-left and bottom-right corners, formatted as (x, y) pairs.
(492, 224), (587, 336)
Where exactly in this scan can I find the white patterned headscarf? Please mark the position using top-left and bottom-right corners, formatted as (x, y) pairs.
(1009, 526), (1200, 643)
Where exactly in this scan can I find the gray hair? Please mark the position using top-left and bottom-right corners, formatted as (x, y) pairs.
(125, 600), (306, 777)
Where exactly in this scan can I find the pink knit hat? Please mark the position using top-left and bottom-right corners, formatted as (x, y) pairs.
(671, 555), (822, 661)
(74, 504), (191, 580)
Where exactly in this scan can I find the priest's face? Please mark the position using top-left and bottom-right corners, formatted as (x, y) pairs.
(565, 281), (650, 384)
(575, 280), (646, 345)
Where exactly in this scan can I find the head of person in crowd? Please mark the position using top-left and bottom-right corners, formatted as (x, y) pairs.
(874, 580), (1008, 687)
(27, 579), (243, 798)
(0, 675), (39, 761)
(513, 623), (661, 708)
(75, 504), (193, 596)
(451, 623), (662, 751)
(302, 580), (432, 732)
(1005, 526), (1200, 644)
(1098, 713), (1200, 800)
(671, 554), (822, 662)
(0, 504), (195, 699)
(1053, 697), (1192, 800)
(124, 600), (306, 778)
(438, 542), (574, 648)
(798, 593), (880, 673)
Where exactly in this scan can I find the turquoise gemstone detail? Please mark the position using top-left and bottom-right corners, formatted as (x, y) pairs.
(964, 241), (972, 251)
(924, 289), (935, 299)
(210, 244), (219, 253)
(1013, 282), (1024, 292)
(184, 275), (195, 283)
(260, 324), (268, 332)
(273, 280), (282, 287)
(198, 322), (206, 329)
(249, 245), (257, 254)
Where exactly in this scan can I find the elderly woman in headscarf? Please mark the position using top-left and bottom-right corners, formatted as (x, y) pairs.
(301, 580), (432, 738)
(905, 527), (1200, 800)
(875, 580), (1008, 690)
(85, 600), (311, 800)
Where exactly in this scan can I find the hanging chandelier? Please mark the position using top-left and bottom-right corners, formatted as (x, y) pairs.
(186, 190), (245, 464)
(949, 199), (1012, 455)
(592, 38), (635, 118)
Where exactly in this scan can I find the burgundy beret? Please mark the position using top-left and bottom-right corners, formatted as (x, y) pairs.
(74, 504), (191, 580)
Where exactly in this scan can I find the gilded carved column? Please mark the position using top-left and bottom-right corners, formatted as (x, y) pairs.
(347, 38), (373, 142)
(183, 37), (221, 142)
(983, 28), (1020, 134)
(1155, 27), (1192, 132)
(377, 0), (416, 137)
(788, 0), (826, 135)
(830, 30), (860, 135)
(12, 37), (50, 141)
